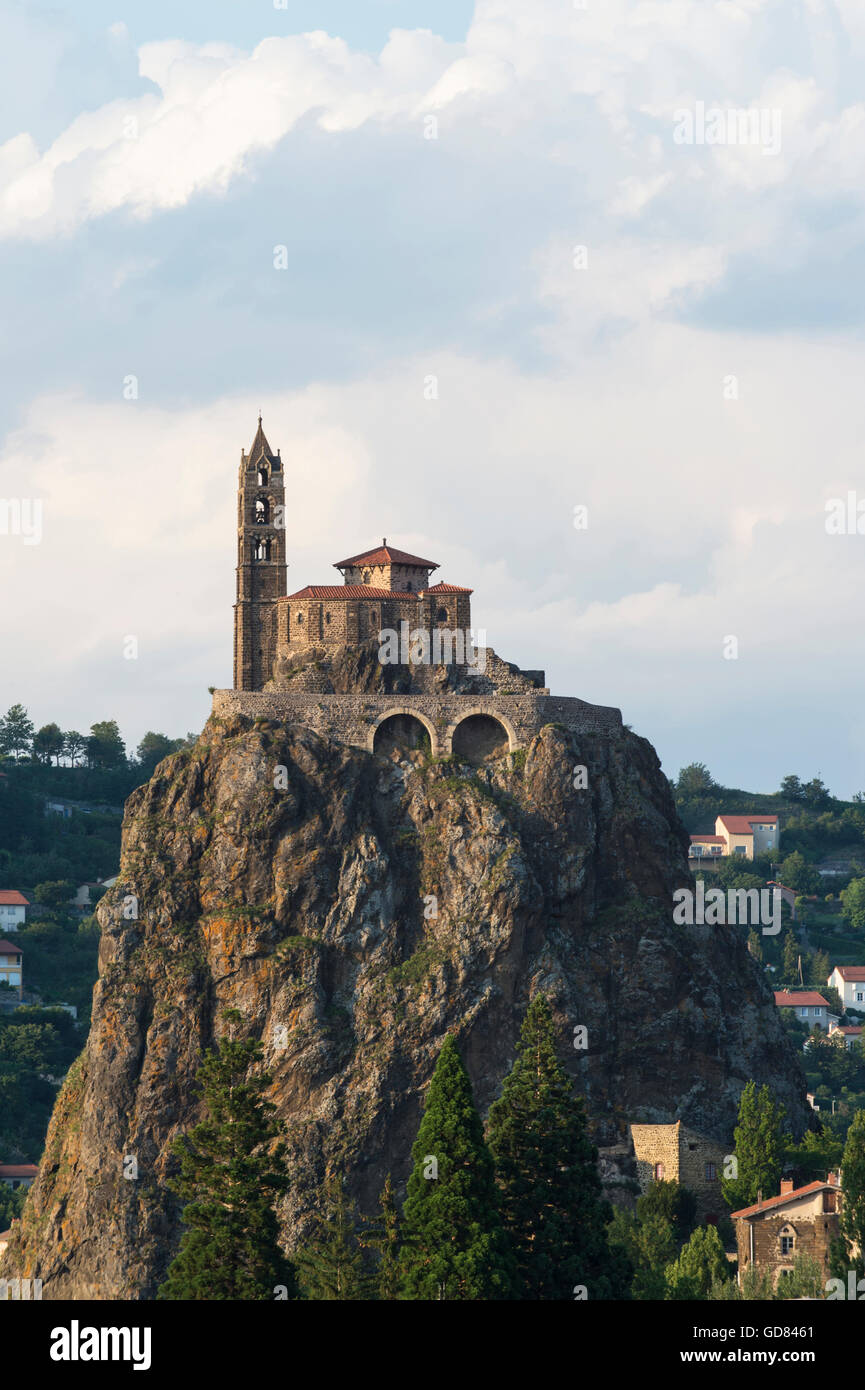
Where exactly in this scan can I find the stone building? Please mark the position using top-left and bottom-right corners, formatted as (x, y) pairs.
(224, 419), (623, 761)
(233, 418), (287, 691)
(731, 1176), (841, 1289)
(629, 1121), (727, 1223)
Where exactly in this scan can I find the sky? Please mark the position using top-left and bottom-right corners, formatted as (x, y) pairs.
(1, 0), (864, 796)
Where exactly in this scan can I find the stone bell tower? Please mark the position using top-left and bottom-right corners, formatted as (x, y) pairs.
(233, 417), (287, 690)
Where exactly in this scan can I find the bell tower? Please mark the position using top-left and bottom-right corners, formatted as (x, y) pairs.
(233, 416), (287, 690)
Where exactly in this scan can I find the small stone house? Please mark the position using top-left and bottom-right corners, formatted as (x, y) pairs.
(731, 1176), (841, 1289)
(629, 1121), (727, 1223)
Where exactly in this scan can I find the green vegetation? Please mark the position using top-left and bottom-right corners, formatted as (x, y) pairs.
(158, 1012), (298, 1301)
(0, 1007), (83, 1161)
(722, 1080), (786, 1212)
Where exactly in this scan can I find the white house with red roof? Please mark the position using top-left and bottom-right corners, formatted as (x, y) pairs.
(829, 1023), (864, 1051)
(774, 990), (837, 1031)
(828, 965), (865, 1011)
(0, 890), (28, 931)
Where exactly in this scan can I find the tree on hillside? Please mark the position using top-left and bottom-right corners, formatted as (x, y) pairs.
(399, 1034), (514, 1300)
(722, 1081), (787, 1212)
(158, 1011), (296, 1301)
(781, 929), (801, 987)
(831, 1108), (865, 1283)
(0, 705), (34, 762)
(778, 851), (821, 896)
(33, 880), (75, 912)
(780, 775), (804, 802)
(295, 1171), (367, 1300)
(841, 879), (865, 933)
(635, 1179), (698, 1248)
(86, 720), (126, 769)
(675, 763), (717, 798)
(809, 949), (831, 990)
(802, 777), (832, 809)
(63, 731), (87, 767)
(487, 994), (627, 1299)
(607, 1206), (672, 1300)
(32, 723), (65, 766)
(136, 731), (186, 775)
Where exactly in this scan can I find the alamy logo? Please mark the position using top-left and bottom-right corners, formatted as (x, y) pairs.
(673, 102), (782, 156)
(49, 1320), (152, 1371)
(378, 622), (487, 674)
(0, 498), (42, 545)
(673, 882), (781, 934)
(825, 492), (865, 534)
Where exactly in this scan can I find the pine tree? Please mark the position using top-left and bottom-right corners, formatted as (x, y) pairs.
(665, 1224), (730, 1299)
(832, 1108), (865, 1282)
(782, 929), (800, 987)
(295, 1171), (367, 1300)
(359, 1174), (401, 1300)
(487, 993), (626, 1299)
(399, 1034), (515, 1300)
(722, 1080), (787, 1212)
(158, 1012), (296, 1300)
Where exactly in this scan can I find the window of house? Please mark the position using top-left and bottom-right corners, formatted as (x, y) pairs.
(325, 612), (331, 624)
(780, 1235), (794, 1255)
(297, 612), (304, 624)
(823, 1191), (836, 1212)
(705, 1162), (716, 1180)
(654, 1163), (665, 1180)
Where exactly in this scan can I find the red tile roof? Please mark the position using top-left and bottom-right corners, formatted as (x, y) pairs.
(334, 543), (439, 571)
(833, 966), (865, 981)
(0, 891), (28, 906)
(731, 1178), (836, 1221)
(0, 940), (23, 955)
(833, 1026), (863, 1035)
(423, 582), (473, 594)
(717, 814), (778, 833)
(283, 585), (417, 601)
(774, 990), (829, 1008)
(0, 1165), (37, 1178)
(690, 835), (726, 844)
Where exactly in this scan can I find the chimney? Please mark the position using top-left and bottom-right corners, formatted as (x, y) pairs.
(828, 1171), (840, 1186)
(780, 1179), (794, 1195)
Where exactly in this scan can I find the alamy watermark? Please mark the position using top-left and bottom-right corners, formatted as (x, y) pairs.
(378, 622), (487, 674)
(0, 498), (42, 545)
(673, 102), (782, 157)
(673, 882), (781, 934)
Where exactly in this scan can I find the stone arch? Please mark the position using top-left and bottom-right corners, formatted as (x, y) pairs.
(369, 707), (440, 757)
(445, 709), (517, 765)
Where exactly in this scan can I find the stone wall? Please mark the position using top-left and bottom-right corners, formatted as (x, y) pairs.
(735, 1189), (840, 1286)
(630, 1121), (728, 1222)
(210, 688), (622, 756)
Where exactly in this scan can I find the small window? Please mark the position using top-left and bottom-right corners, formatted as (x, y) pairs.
(436, 607), (448, 623)
(780, 1236), (794, 1255)
(406, 581), (413, 592)
(654, 1163), (665, 1180)
(257, 466), (268, 486)
(705, 1162), (716, 1180)
(362, 570), (371, 585)
(325, 612), (332, 625)
(297, 612), (304, 624)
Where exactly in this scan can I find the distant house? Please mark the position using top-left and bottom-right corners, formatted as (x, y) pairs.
(0, 940), (23, 999)
(774, 990), (836, 1031)
(688, 834), (726, 868)
(629, 1121), (727, 1223)
(715, 814), (779, 859)
(70, 881), (108, 913)
(0, 891), (28, 932)
(829, 1024), (864, 1052)
(0, 1228), (12, 1257)
(828, 966), (865, 1012)
(732, 1176), (841, 1289)
(0, 1164), (37, 1190)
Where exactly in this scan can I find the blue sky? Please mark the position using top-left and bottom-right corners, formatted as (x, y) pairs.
(2, 0), (865, 799)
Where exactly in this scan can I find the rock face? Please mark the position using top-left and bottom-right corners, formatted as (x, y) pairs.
(2, 713), (809, 1299)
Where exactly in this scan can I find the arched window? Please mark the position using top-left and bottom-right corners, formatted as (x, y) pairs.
(254, 497), (270, 525)
(297, 611), (304, 624)
(654, 1163), (665, 1181)
(257, 465), (269, 486)
(436, 606), (448, 623)
(253, 537), (271, 561)
(779, 1225), (795, 1256)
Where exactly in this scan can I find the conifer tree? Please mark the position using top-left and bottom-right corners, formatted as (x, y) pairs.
(359, 1174), (401, 1300)
(831, 1107), (865, 1282)
(665, 1224), (730, 1299)
(399, 1034), (515, 1300)
(487, 993), (626, 1298)
(295, 1171), (367, 1300)
(722, 1080), (787, 1212)
(158, 1011), (296, 1301)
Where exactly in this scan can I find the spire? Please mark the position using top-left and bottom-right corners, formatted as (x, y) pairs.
(249, 414), (273, 464)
